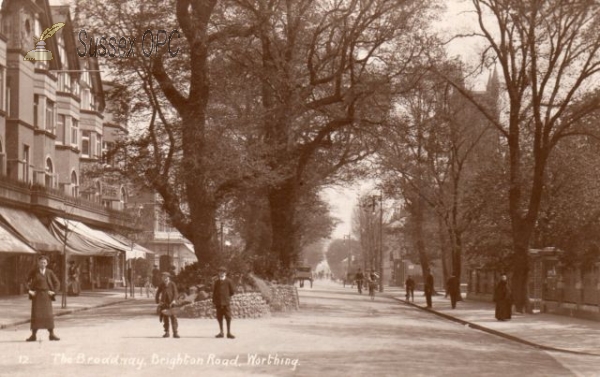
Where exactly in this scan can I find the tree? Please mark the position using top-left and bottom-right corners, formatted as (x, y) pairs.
(439, 0), (600, 312)
(76, 0), (249, 267)
(224, 0), (436, 273)
(78, 0), (435, 276)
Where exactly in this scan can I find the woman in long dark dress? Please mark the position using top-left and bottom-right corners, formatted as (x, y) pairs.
(493, 273), (512, 321)
(67, 260), (81, 296)
(26, 255), (61, 341)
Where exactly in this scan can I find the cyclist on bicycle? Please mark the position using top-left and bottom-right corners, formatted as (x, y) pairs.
(367, 270), (379, 301)
(355, 268), (364, 294)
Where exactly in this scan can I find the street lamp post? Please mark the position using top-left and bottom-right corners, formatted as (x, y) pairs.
(379, 193), (384, 292)
(343, 234), (352, 277)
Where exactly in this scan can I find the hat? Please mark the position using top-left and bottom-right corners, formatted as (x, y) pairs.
(37, 255), (49, 261)
(218, 266), (227, 273)
(161, 272), (171, 278)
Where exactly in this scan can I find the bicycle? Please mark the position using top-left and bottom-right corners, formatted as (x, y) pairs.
(368, 280), (377, 301)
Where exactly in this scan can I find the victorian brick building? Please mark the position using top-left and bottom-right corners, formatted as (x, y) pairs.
(0, 0), (150, 295)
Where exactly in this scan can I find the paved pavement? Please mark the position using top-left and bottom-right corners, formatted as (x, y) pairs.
(1, 284), (600, 358)
(0, 288), (131, 329)
(379, 286), (600, 357)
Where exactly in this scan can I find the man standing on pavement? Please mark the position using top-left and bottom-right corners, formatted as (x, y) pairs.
(445, 274), (461, 309)
(155, 272), (179, 338)
(213, 266), (236, 339)
(26, 255), (61, 341)
(405, 275), (415, 302)
(355, 268), (364, 294)
(424, 270), (434, 308)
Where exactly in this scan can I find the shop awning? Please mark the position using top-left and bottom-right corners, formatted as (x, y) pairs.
(0, 206), (62, 252)
(0, 222), (37, 254)
(182, 243), (197, 259)
(49, 218), (125, 256)
(106, 232), (155, 260)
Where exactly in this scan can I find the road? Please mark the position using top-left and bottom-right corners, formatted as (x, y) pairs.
(0, 281), (596, 377)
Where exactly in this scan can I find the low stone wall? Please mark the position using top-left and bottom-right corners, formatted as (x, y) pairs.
(176, 283), (299, 318)
(178, 292), (270, 319)
(269, 285), (299, 312)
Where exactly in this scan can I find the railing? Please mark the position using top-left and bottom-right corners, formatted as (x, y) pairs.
(0, 173), (128, 220)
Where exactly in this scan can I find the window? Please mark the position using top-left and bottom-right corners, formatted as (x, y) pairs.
(96, 135), (102, 159)
(57, 36), (67, 71)
(71, 171), (78, 197)
(72, 80), (80, 97)
(33, 95), (39, 128)
(22, 145), (30, 182)
(58, 73), (71, 93)
(71, 119), (78, 147)
(45, 158), (53, 187)
(0, 66), (4, 112)
(81, 130), (90, 157)
(45, 99), (55, 133)
(103, 141), (115, 166)
(56, 115), (65, 144)
(5, 77), (10, 116)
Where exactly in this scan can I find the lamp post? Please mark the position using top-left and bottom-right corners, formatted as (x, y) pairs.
(61, 231), (68, 309)
(343, 234), (352, 277)
(376, 193), (384, 293)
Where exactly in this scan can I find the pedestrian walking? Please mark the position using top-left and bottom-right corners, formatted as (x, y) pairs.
(155, 272), (179, 338)
(405, 275), (415, 302)
(445, 274), (460, 309)
(424, 270), (434, 308)
(493, 273), (512, 321)
(367, 270), (379, 301)
(26, 255), (60, 342)
(67, 260), (81, 296)
(143, 276), (154, 298)
(355, 268), (364, 294)
(213, 266), (236, 339)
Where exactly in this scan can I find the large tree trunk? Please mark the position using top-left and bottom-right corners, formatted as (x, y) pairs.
(268, 179), (299, 275)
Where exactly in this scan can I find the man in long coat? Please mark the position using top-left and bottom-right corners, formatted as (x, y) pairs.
(446, 274), (461, 309)
(26, 255), (60, 341)
(213, 266), (236, 339)
(424, 270), (434, 308)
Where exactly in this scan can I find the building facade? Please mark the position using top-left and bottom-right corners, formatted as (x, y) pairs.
(0, 0), (145, 295)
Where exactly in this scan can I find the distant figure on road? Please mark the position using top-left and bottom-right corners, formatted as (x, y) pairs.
(67, 260), (81, 296)
(156, 272), (179, 338)
(445, 274), (460, 309)
(405, 275), (415, 302)
(26, 255), (60, 342)
(367, 270), (379, 301)
(213, 266), (236, 339)
(355, 268), (365, 294)
(143, 276), (155, 298)
(493, 273), (512, 321)
(424, 270), (434, 308)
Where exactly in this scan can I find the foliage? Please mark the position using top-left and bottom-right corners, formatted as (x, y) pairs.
(326, 238), (360, 279)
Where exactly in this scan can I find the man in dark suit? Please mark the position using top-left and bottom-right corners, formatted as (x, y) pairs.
(213, 266), (235, 339)
(446, 274), (461, 309)
(155, 272), (179, 338)
(405, 275), (415, 302)
(26, 255), (61, 341)
(424, 270), (434, 308)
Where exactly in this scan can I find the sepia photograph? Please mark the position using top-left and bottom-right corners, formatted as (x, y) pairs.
(0, 0), (600, 376)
